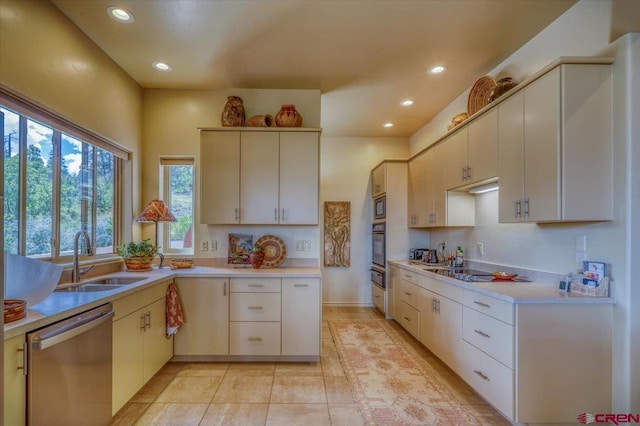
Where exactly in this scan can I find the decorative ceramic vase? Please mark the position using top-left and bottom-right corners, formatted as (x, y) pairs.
(275, 104), (303, 127)
(221, 96), (245, 127)
(249, 251), (265, 269)
(246, 114), (275, 127)
(124, 256), (154, 271)
(489, 77), (517, 102)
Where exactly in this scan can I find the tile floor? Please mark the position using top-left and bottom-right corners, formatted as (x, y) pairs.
(110, 306), (508, 425)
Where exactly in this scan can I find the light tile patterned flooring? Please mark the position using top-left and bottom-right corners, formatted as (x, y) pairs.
(111, 306), (508, 425)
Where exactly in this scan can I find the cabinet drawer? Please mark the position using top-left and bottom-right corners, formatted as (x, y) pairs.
(399, 268), (419, 284)
(463, 307), (514, 368)
(400, 280), (420, 309)
(113, 280), (169, 321)
(230, 278), (281, 293)
(230, 293), (281, 322)
(461, 341), (514, 420)
(372, 284), (385, 313)
(398, 301), (420, 339)
(229, 322), (281, 355)
(463, 290), (514, 325)
(423, 276), (462, 303)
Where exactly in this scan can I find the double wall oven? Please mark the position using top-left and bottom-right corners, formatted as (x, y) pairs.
(371, 220), (386, 313)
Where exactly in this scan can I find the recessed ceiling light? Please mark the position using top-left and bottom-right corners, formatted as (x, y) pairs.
(107, 7), (134, 23)
(153, 62), (172, 71)
(401, 100), (414, 106)
(428, 65), (447, 75)
(383, 122), (394, 128)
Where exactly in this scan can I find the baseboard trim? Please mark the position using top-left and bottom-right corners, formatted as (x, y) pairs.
(322, 302), (375, 308)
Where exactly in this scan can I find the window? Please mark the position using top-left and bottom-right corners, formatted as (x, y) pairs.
(2, 100), (121, 260)
(160, 158), (194, 255)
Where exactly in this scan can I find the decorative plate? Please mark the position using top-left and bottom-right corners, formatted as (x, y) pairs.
(255, 234), (287, 268)
(467, 76), (497, 116)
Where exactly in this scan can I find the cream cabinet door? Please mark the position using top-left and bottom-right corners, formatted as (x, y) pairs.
(143, 298), (171, 382)
(434, 294), (463, 373)
(419, 288), (437, 350)
(427, 144), (447, 227)
(408, 151), (428, 228)
(241, 131), (280, 224)
(467, 108), (498, 184)
(371, 162), (386, 198)
(523, 67), (561, 222)
(498, 91), (525, 223)
(200, 131), (240, 224)
(282, 278), (321, 356)
(279, 132), (319, 224)
(112, 309), (144, 414)
(174, 278), (229, 356)
(445, 128), (468, 189)
(4, 334), (26, 426)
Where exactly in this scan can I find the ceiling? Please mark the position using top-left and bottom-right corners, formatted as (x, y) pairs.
(51, 0), (581, 137)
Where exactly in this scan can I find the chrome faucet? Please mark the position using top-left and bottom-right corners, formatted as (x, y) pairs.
(72, 230), (94, 283)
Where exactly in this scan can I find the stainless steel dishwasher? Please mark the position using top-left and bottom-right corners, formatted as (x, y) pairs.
(27, 303), (114, 426)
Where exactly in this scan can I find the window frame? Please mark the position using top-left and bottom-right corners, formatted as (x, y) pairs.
(1, 88), (128, 261)
(159, 157), (195, 256)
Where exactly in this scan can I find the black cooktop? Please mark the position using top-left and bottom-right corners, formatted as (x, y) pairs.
(419, 265), (531, 282)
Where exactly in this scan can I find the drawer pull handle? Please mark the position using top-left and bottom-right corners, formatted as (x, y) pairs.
(404, 274), (411, 279)
(248, 306), (263, 310)
(17, 343), (27, 375)
(293, 284), (309, 287)
(474, 370), (490, 381)
(474, 301), (491, 308)
(248, 337), (263, 342)
(404, 316), (411, 322)
(248, 284), (265, 287)
(404, 292), (412, 296)
(474, 329), (491, 339)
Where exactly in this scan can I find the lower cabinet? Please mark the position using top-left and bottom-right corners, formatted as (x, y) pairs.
(112, 280), (173, 415)
(3, 333), (26, 426)
(174, 277), (229, 356)
(282, 278), (321, 356)
(371, 283), (385, 313)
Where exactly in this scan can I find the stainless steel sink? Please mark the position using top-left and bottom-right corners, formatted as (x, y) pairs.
(55, 277), (147, 292)
(83, 277), (147, 285)
(56, 283), (124, 292)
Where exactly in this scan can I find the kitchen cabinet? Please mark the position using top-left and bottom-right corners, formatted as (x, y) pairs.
(112, 280), (173, 415)
(408, 144), (474, 228)
(419, 277), (463, 374)
(445, 109), (498, 189)
(397, 267), (421, 339)
(281, 278), (321, 356)
(371, 283), (385, 313)
(4, 334), (26, 426)
(498, 63), (612, 223)
(200, 129), (320, 225)
(173, 278), (229, 356)
(371, 162), (386, 198)
(389, 265), (400, 319)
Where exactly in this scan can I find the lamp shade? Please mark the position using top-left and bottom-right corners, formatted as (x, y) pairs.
(136, 199), (176, 223)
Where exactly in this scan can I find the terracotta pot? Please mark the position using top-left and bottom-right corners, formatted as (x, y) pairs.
(124, 256), (155, 271)
(249, 251), (265, 269)
(221, 96), (245, 127)
(489, 77), (517, 102)
(275, 104), (303, 127)
(246, 114), (275, 127)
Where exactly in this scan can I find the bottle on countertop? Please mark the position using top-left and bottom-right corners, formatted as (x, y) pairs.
(455, 246), (464, 267)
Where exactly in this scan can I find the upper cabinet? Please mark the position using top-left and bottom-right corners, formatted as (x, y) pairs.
(497, 63), (612, 223)
(200, 129), (320, 225)
(445, 109), (498, 190)
(371, 162), (386, 198)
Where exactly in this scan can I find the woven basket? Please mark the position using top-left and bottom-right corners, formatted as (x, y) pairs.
(467, 76), (497, 116)
(124, 257), (154, 271)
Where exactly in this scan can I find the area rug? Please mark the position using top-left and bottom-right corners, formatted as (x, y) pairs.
(329, 319), (481, 426)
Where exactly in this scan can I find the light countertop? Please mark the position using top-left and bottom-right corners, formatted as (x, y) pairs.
(388, 260), (614, 305)
(4, 265), (321, 340)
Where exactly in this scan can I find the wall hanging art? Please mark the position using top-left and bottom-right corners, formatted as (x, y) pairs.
(324, 201), (350, 267)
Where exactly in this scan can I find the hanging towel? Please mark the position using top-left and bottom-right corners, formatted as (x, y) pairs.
(166, 282), (185, 337)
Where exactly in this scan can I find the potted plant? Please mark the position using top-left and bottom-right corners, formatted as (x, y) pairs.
(117, 239), (158, 271)
(249, 243), (265, 269)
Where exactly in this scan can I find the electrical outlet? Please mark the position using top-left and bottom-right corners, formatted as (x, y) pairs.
(303, 240), (311, 251)
(211, 240), (217, 251)
(200, 240), (209, 251)
(295, 240), (304, 251)
(477, 242), (484, 256)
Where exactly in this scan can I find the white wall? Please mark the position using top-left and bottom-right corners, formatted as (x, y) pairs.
(410, 0), (639, 411)
(320, 136), (414, 305)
